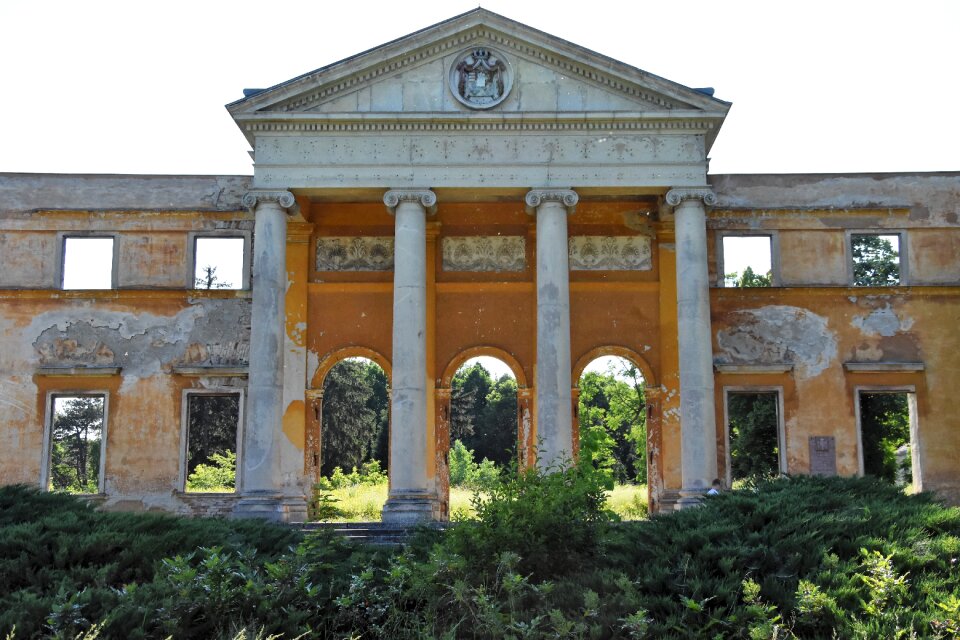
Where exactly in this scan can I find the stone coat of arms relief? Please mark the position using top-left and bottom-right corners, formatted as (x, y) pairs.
(450, 47), (513, 109)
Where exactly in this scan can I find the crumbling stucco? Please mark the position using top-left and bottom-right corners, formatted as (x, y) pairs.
(852, 303), (913, 337)
(716, 305), (838, 377)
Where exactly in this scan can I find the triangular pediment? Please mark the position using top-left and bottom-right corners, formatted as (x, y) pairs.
(228, 9), (729, 120)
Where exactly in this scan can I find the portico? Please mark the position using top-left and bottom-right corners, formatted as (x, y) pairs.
(227, 8), (730, 521)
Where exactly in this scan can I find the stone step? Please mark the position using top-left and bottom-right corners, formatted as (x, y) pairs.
(301, 521), (448, 546)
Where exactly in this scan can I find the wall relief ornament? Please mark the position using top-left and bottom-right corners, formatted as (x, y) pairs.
(568, 236), (653, 271)
(442, 236), (526, 272)
(316, 237), (394, 271)
(449, 47), (513, 110)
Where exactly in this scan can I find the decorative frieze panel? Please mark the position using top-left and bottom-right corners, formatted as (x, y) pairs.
(442, 236), (526, 272)
(315, 237), (394, 271)
(568, 236), (652, 271)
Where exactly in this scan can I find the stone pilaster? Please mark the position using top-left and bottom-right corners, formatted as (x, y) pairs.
(525, 188), (578, 469)
(665, 187), (719, 509)
(517, 387), (535, 469)
(305, 389), (324, 485)
(235, 190), (296, 521)
(381, 188), (438, 523)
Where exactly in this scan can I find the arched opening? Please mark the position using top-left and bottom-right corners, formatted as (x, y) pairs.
(438, 348), (527, 519)
(308, 349), (391, 521)
(574, 349), (651, 519)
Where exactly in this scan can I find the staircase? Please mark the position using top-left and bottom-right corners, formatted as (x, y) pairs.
(301, 521), (447, 546)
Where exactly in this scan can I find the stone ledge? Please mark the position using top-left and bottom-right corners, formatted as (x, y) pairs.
(172, 366), (248, 377)
(714, 363), (794, 374)
(843, 361), (925, 372)
(36, 366), (122, 377)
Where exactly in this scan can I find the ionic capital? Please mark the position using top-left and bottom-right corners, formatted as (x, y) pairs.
(665, 187), (717, 207)
(242, 190), (296, 212)
(383, 188), (437, 215)
(524, 189), (579, 215)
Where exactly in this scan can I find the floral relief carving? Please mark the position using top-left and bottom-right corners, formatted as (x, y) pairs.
(568, 236), (652, 271)
(315, 237), (394, 271)
(442, 236), (526, 272)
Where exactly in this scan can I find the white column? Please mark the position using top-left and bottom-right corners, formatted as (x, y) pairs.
(525, 189), (578, 469)
(666, 187), (719, 508)
(234, 189), (295, 521)
(382, 188), (437, 523)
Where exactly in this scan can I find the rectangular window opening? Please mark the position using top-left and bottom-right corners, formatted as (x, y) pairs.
(721, 235), (773, 287)
(726, 390), (782, 483)
(193, 237), (245, 290)
(851, 233), (900, 286)
(62, 237), (114, 290)
(184, 393), (240, 493)
(857, 391), (916, 490)
(47, 395), (105, 493)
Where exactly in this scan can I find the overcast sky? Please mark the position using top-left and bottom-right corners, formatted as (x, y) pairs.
(1, 0), (957, 177)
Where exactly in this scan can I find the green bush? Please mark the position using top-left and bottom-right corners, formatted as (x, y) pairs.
(314, 459), (387, 491)
(185, 450), (235, 492)
(3, 476), (960, 638)
(448, 439), (500, 490)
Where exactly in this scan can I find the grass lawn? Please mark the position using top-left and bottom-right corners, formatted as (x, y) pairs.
(321, 482), (648, 521)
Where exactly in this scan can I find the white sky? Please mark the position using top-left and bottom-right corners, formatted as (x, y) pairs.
(1, 1), (957, 176)
(466, 355), (636, 383)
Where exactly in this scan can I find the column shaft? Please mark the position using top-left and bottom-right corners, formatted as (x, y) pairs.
(526, 189), (578, 469)
(382, 189), (437, 523)
(669, 189), (719, 507)
(235, 190), (294, 520)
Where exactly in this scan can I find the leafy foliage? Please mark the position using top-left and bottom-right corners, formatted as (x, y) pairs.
(726, 265), (772, 287)
(447, 439), (500, 490)
(577, 364), (647, 484)
(852, 234), (900, 286)
(728, 392), (780, 481)
(2, 477), (960, 638)
(185, 450), (236, 492)
(49, 396), (104, 493)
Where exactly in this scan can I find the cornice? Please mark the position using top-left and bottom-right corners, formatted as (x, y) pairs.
(234, 111), (725, 136)
(259, 27), (687, 115)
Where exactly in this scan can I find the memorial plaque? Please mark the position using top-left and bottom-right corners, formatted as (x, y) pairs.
(809, 436), (837, 477)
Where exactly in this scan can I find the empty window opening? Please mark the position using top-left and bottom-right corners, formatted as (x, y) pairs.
(194, 237), (245, 290)
(62, 237), (114, 290)
(577, 355), (647, 518)
(184, 393), (240, 493)
(727, 391), (782, 482)
(851, 234), (900, 286)
(48, 395), (105, 493)
(858, 391), (915, 489)
(722, 235), (773, 287)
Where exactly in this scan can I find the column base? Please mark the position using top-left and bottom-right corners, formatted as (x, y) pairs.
(381, 491), (439, 524)
(234, 491), (307, 523)
(674, 488), (707, 510)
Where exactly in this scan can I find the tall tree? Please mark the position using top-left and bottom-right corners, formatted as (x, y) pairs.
(726, 265), (772, 288)
(194, 265), (233, 289)
(321, 359), (384, 476)
(852, 234), (900, 286)
(451, 363), (518, 467)
(50, 396), (104, 493)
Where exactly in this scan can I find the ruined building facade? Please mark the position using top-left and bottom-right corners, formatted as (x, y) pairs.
(1, 10), (958, 520)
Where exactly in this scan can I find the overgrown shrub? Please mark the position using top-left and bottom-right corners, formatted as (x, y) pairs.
(448, 439), (500, 490)
(185, 449), (236, 492)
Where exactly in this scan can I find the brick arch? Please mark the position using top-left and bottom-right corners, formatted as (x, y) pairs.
(572, 345), (657, 388)
(439, 345), (528, 389)
(310, 346), (392, 389)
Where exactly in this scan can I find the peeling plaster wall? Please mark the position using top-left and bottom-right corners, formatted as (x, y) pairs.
(0, 174), (255, 514)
